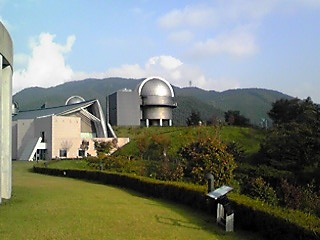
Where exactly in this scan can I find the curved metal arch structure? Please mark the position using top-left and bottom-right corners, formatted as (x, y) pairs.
(0, 22), (13, 203)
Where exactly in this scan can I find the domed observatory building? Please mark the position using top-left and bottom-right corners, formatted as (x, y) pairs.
(137, 77), (177, 127)
(108, 76), (177, 127)
(65, 95), (86, 105)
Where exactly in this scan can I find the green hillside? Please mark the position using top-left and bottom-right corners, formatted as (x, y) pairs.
(114, 125), (264, 158)
(13, 77), (292, 126)
(175, 87), (292, 125)
(13, 78), (141, 111)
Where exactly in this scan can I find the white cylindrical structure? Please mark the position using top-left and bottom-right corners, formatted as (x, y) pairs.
(0, 22), (13, 202)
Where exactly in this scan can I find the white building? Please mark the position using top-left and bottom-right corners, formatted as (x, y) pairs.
(12, 97), (128, 161)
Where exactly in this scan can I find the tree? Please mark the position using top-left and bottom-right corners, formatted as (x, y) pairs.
(207, 114), (221, 126)
(179, 137), (236, 186)
(136, 134), (149, 159)
(80, 140), (89, 151)
(186, 110), (202, 126)
(94, 140), (112, 157)
(149, 134), (171, 159)
(224, 110), (250, 126)
(243, 177), (278, 205)
(260, 97), (320, 173)
(268, 97), (318, 126)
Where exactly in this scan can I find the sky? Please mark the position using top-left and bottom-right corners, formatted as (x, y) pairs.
(1, 0), (320, 103)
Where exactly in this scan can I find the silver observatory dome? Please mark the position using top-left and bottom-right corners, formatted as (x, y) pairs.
(137, 77), (176, 127)
(65, 96), (85, 105)
(139, 78), (174, 97)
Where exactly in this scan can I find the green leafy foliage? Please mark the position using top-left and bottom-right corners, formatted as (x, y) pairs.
(268, 97), (318, 125)
(224, 110), (251, 126)
(255, 97), (320, 216)
(155, 158), (185, 181)
(94, 140), (112, 156)
(260, 97), (320, 173)
(242, 177), (278, 205)
(179, 137), (236, 186)
(226, 141), (245, 162)
(186, 110), (203, 126)
(277, 179), (320, 216)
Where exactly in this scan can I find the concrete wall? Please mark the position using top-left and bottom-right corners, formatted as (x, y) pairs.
(11, 122), (17, 160)
(108, 91), (141, 126)
(66, 112), (96, 135)
(12, 115), (130, 161)
(16, 119), (34, 159)
(108, 92), (117, 125)
(34, 116), (53, 160)
(51, 116), (81, 159)
(0, 22), (13, 201)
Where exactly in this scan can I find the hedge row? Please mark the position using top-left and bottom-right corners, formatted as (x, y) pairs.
(33, 166), (320, 240)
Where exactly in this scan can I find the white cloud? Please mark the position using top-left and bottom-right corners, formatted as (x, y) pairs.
(158, 1), (276, 31)
(86, 55), (240, 92)
(13, 33), (76, 93)
(158, 5), (214, 29)
(158, 1), (267, 59)
(191, 26), (257, 57)
(168, 30), (194, 43)
(104, 64), (145, 79)
(145, 55), (183, 71)
(12, 33), (240, 94)
(13, 53), (29, 69)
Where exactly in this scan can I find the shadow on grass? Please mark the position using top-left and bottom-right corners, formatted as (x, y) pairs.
(155, 215), (202, 230)
(29, 165), (264, 240)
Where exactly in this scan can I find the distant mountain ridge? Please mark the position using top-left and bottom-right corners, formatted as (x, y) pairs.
(13, 77), (292, 125)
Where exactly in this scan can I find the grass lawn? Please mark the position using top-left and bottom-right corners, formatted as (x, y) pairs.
(0, 161), (261, 240)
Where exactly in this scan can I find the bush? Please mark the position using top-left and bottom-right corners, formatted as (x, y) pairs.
(179, 137), (236, 186)
(277, 179), (320, 216)
(87, 155), (147, 175)
(94, 140), (112, 155)
(243, 177), (278, 205)
(226, 141), (245, 162)
(155, 158), (184, 181)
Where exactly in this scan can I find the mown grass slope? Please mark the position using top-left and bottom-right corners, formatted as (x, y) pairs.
(0, 161), (261, 240)
(114, 126), (265, 158)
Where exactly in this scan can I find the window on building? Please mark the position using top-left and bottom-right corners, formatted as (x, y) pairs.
(78, 149), (85, 157)
(59, 149), (67, 158)
(40, 131), (45, 142)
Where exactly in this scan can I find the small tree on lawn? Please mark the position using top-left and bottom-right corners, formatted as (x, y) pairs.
(94, 140), (112, 158)
(136, 134), (149, 160)
(179, 137), (236, 186)
(148, 134), (171, 159)
(186, 110), (202, 126)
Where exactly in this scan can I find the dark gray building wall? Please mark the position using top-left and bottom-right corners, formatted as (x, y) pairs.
(108, 93), (118, 125)
(108, 91), (141, 126)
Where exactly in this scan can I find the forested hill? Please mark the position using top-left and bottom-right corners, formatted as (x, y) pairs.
(13, 77), (292, 125)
